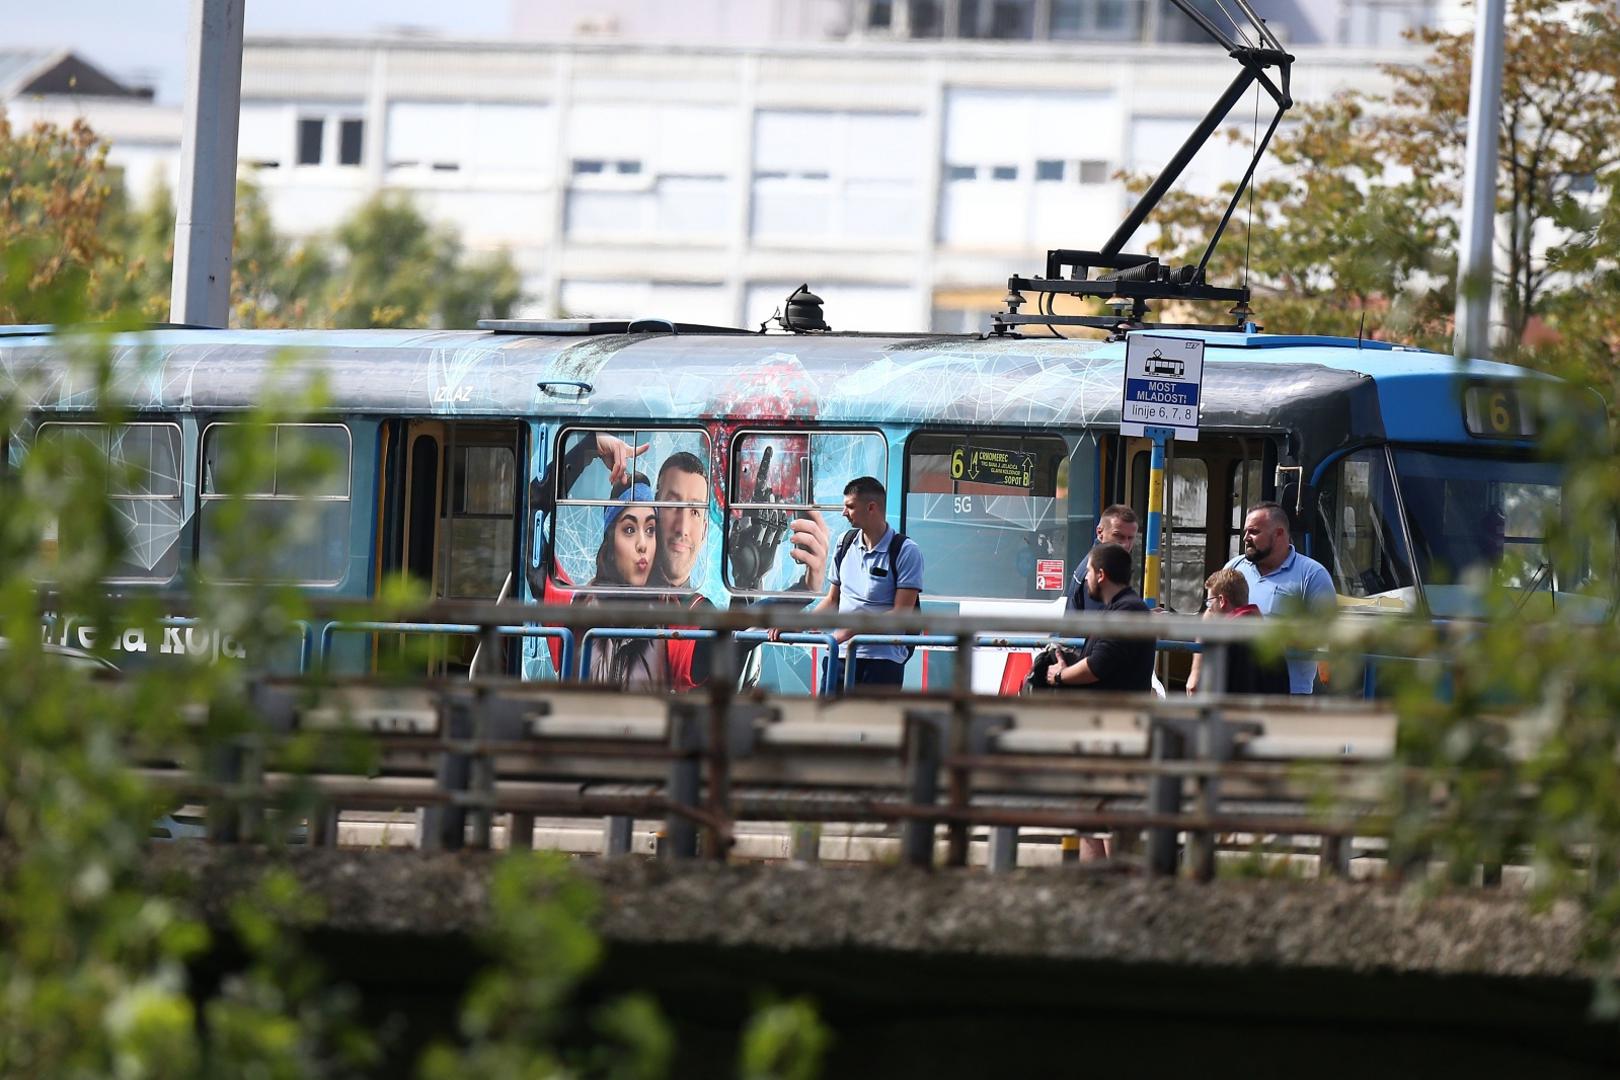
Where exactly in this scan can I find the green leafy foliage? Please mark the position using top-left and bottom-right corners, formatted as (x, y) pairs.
(1132, 0), (1620, 352)
(0, 251), (823, 1075)
(0, 113), (523, 330)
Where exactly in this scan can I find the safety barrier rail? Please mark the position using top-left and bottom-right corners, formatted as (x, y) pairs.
(141, 674), (1397, 880)
(51, 597), (1514, 879)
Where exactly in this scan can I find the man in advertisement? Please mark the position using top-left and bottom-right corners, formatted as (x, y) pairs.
(539, 431), (831, 689)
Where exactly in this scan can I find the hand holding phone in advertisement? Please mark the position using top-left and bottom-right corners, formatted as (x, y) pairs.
(789, 508), (830, 592)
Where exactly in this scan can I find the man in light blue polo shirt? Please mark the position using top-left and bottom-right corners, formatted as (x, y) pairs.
(1207, 500), (1336, 694)
(773, 475), (923, 687)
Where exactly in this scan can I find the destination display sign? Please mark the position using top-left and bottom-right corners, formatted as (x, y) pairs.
(1463, 384), (1536, 439)
(1120, 334), (1206, 442)
(950, 445), (1036, 488)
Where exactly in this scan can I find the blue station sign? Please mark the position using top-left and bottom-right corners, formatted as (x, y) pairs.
(1120, 334), (1205, 442)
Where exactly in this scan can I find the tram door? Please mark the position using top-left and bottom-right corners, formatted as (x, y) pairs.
(390, 420), (522, 675)
(1123, 434), (1274, 686)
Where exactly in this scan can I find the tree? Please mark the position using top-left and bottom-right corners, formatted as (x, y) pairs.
(324, 193), (521, 330)
(1135, 0), (1620, 350)
(232, 177), (333, 329)
(0, 114), (119, 323)
(1135, 96), (1454, 346)
(93, 176), (178, 322)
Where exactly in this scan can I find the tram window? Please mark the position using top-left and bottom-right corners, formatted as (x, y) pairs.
(35, 422), (185, 582)
(442, 443), (516, 599)
(1229, 458), (1263, 558)
(1165, 457), (1208, 613)
(1392, 448), (1569, 592)
(724, 430), (887, 595)
(552, 427), (713, 596)
(1315, 449), (1415, 598)
(199, 423), (352, 585)
(903, 432), (1069, 601)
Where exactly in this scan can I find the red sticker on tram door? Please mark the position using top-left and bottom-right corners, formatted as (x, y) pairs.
(1036, 559), (1065, 591)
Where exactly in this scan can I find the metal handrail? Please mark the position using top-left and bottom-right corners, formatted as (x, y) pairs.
(832, 632), (1211, 691)
(576, 626), (842, 693)
(318, 620), (575, 677)
(468, 572), (515, 679)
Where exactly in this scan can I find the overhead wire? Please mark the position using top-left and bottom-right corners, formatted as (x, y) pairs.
(1209, 0), (1258, 48)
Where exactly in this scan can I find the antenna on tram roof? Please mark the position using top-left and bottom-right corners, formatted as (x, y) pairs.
(993, 0), (1294, 339)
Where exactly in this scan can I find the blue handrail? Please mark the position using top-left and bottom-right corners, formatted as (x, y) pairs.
(836, 632), (1208, 690)
(576, 627), (715, 682)
(318, 620), (576, 677)
(577, 627), (842, 693)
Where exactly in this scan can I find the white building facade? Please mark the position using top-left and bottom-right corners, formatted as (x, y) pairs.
(236, 33), (1416, 331)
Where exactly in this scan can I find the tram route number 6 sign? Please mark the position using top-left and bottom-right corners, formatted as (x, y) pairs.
(1120, 334), (1205, 442)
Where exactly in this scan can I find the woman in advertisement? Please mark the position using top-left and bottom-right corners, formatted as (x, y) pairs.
(578, 474), (667, 686)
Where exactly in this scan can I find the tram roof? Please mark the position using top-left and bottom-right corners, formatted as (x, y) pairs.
(0, 325), (1543, 440)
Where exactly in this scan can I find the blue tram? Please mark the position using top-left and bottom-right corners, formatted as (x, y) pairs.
(0, 319), (1582, 691)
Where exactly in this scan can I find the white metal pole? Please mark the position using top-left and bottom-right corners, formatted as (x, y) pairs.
(1453, 0), (1506, 360)
(170, 0), (245, 328)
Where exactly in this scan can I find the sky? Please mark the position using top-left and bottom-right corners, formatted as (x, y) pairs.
(1, 0), (511, 104)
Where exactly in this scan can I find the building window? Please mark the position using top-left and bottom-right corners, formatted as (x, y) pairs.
(199, 423), (352, 585)
(1051, 0), (1140, 40)
(868, 0), (894, 28)
(1035, 159), (1066, 181)
(911, 0), (944, 35)
(573, 159), (605, 175)
(1079, 159), (1111, 184)
(945, 164), (978, 181)
(990, 0), (1037, 37)
(297, 117), (324, 165)
(991, 164), (1018, 181)
(615, 160), (642, 175)
(339, 118), (364, 166)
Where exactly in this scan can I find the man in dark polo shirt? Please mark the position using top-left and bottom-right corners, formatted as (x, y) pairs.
(1045, 542), (1155, 691)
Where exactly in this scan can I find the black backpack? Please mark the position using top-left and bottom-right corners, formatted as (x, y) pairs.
(834, 529), (919, 660)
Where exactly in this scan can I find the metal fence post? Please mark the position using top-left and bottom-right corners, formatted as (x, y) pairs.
(665, 703), (704, 860)
(508, 813), (535, 851)
(310, 805), (341, 848)
(988, 826), (1019, 873)
(204, 740), (243, 844)
(604, 815), (634, 856)
(423, 695), (473, 852)
(1320, 834), (1351, 878)
(1147, 719), (1187, 877)
(945, 631), (974, 868)
(901, 711), (945, 869)
(791, 823), (822, 864)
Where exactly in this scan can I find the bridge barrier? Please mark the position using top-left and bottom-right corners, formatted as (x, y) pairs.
(62, 597), (1495, 879)
(140, 672), (1399, 882)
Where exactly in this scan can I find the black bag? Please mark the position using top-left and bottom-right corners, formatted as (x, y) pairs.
(1025, 643), (1083, 693)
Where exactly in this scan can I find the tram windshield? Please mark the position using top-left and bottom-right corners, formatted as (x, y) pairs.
(1392, 449), (1577, 604)
(1317, 447), (1592, 616)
